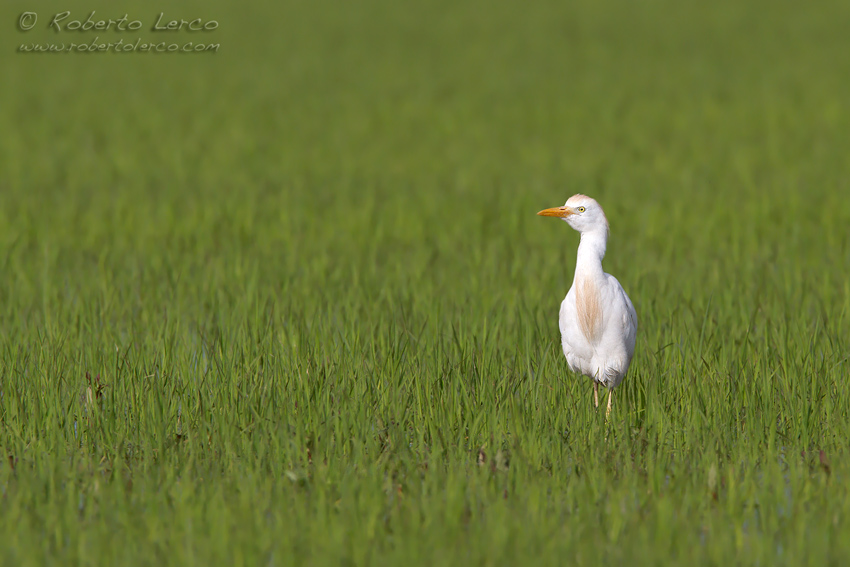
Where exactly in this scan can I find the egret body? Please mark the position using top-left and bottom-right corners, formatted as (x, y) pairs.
(537, 194), (637, 416)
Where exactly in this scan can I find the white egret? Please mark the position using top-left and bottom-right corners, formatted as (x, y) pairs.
(537, 194), (637, 417)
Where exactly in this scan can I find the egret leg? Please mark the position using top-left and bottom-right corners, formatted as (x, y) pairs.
(606, 389), (613, 419)
(593, 382), (599, 408)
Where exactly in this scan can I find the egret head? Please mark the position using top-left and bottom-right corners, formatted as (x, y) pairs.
(537, 194), (609, 235)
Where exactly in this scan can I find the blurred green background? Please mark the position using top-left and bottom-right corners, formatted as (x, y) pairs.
(1, 1), (849, 565)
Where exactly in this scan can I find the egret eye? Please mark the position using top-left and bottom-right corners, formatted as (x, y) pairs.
(577, 206), (586, 213)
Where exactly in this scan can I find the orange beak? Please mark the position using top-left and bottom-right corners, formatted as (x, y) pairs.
(537, 206), (576, 218)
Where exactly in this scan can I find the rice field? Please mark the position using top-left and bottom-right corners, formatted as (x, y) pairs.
(1, 0), (849, 564)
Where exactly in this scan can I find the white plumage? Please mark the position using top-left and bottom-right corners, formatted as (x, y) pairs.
(538, 194), (637, 416)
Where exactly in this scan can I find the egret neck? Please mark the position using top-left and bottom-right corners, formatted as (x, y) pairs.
(573, 228), (607, 282)
(572, 228), (608, 345)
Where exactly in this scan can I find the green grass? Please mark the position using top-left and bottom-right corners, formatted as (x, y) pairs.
(1, 0), (850, 564)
